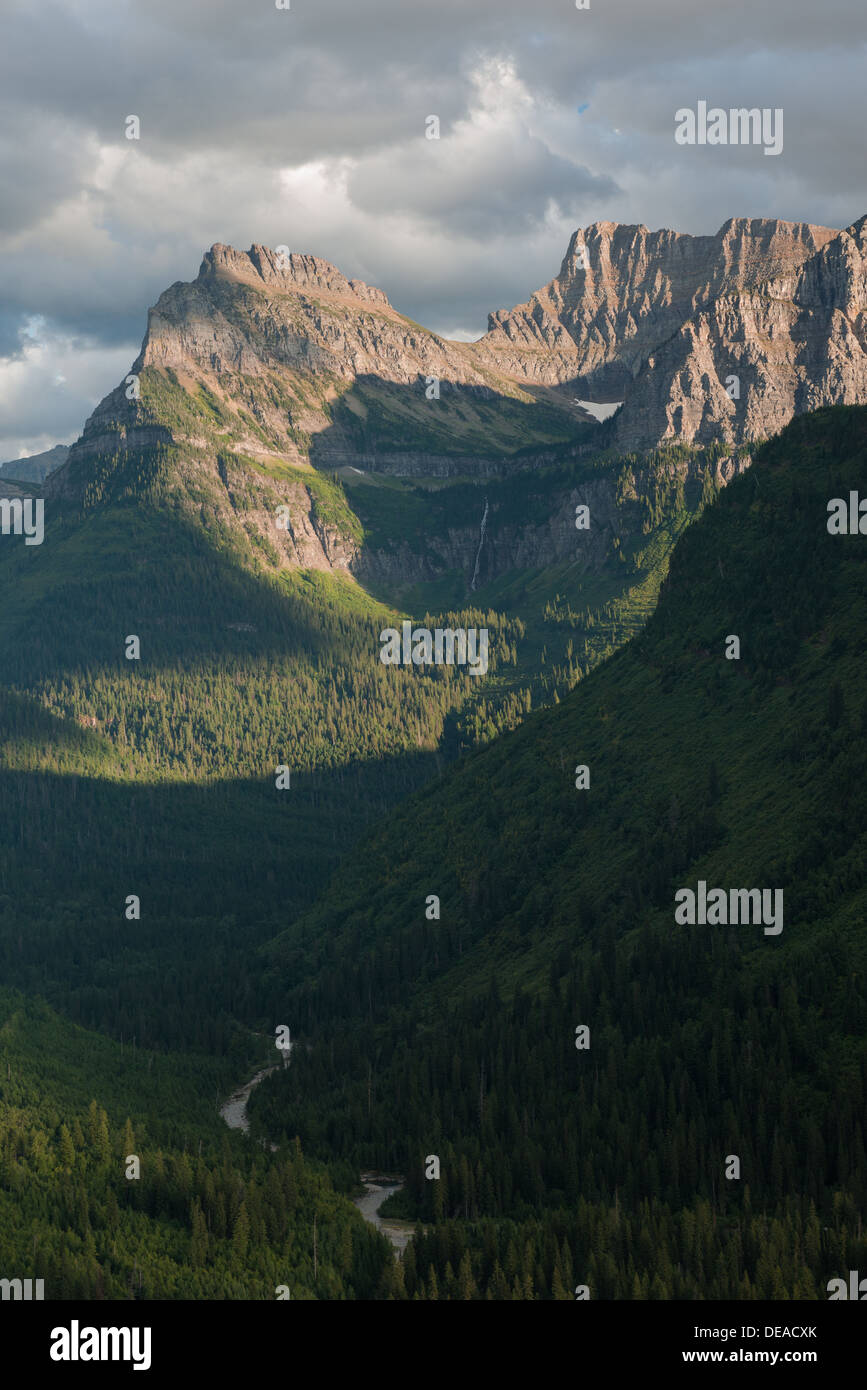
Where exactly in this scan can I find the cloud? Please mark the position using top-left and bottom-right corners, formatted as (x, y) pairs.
(0, 323), (135, 459)
(0, 0), (863, 447)
(344, 57), (618, 237)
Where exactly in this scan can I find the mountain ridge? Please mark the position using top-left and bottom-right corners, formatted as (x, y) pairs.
(477, 214), (867, 448)
(45, 212), (867, 504)
(0, 442), (69, 483)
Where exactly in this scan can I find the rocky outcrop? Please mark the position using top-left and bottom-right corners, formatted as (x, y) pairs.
(50, 214), (867, 516)
(199, 243), (392, 307)
(478, 218), (837, 380)
(145, 242), (460, 386)
(476, 216), (867, 451)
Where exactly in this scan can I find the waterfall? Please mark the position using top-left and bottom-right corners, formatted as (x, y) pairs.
(470, 497), (489, 592)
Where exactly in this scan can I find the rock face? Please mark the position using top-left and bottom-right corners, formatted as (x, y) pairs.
(476, 216), (867, 450)
(48, 243), (600, 579)
(0, 443), (69, 482)
(59, 242), (589, 487)
(148, 242), (458, 392)
(355, 452), (749, 593)
(49, 213), (867, 566)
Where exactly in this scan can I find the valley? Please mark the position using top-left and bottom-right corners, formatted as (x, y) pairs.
(1, 220), (866, 1301)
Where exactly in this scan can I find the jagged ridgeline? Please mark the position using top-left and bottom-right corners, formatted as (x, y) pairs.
(251, 406), (867, 1299)
(479, 215), (867, 453)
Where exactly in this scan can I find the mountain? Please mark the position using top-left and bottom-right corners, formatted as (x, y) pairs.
(52, 241), (592, 497)
(0, 241), (752, 774)
(480, 217), (833, 381)
(2, 232), (840, 1066)
(249, 404), (867, 1298)
(45, 217), (867, 531)
(0, 442), (69, 483)
(32, 235), (768, 690)
(40, 242), (621, 604)
(3, 226), (866, 1300)
(476, 216), (867, 451)
(0, 318), (680, 1063)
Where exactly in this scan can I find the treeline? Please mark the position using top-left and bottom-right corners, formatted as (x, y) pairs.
(388, 1202), (858, 1299)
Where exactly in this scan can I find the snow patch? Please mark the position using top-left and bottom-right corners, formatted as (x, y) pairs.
(574, 399), (623, 423)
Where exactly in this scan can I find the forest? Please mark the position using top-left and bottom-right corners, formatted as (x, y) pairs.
(247, 406), (867, 1296)
(1, 404), (864, 1297)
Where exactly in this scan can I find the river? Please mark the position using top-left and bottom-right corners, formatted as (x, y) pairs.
(219, 1062), (282, 1134)
(354, 1175), (415, 1254)
(219, 1055), (413, 1253)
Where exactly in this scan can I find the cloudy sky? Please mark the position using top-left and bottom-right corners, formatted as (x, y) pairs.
(1, 0), (864, 458)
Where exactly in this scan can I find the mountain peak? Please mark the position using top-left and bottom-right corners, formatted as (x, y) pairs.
(476, 210), (866, 447)
(52, 208), (867, 498)
(198, 242), (391, 306)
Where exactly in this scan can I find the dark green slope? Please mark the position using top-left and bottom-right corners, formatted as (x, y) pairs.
(251, 404), (867, 1298)
(0, 990), (394, 1299)
(341, 440), (726, 706)
(0, 389), (724, 1049)
(0, 450), (520, 1047)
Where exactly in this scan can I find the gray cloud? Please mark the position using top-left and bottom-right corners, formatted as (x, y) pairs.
(0, 0), (864, 454)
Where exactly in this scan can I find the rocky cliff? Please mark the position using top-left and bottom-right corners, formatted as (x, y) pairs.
(477, 215), (867, 450)
(58, 242), (589, 489)
(354, 450), (748, 594)
(47, 215), (867, 579)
